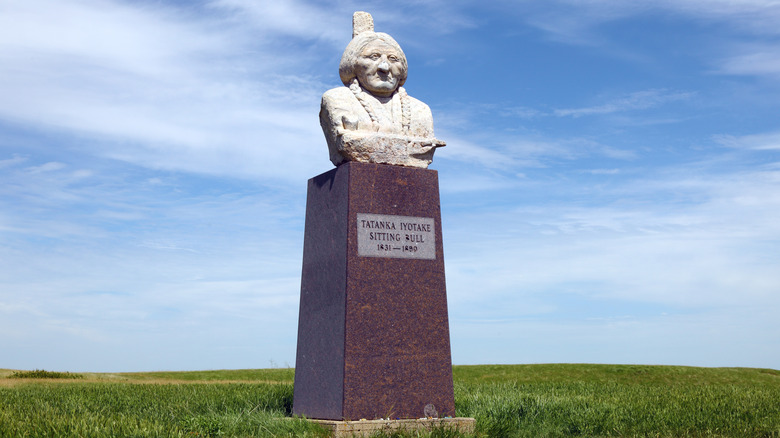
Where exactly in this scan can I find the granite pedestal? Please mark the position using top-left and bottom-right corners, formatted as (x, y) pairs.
(293, 161), (455, 421)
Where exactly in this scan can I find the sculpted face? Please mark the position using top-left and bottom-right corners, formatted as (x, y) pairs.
(355, 40), (405, 97)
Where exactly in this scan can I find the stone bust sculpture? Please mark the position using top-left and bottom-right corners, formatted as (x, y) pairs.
(320, 12), (445, 168)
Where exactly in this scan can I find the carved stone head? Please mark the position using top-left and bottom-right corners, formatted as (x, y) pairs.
(338, 16), (408, 96)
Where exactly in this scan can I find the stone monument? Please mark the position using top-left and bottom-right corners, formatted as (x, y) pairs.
(293, 12), (472, 435)
(319, 11), (445, 169)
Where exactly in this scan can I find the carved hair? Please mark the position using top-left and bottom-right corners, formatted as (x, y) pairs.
(338, 32), (408, 88)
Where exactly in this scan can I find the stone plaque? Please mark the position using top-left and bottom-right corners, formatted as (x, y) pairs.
(357, 213), (435, 259)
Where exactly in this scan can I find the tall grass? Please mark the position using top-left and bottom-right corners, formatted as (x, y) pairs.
(2, 364), (778, 437)
(455, 364), (780, 437)
(456, 380), (779, 437)
(0, 382), (326, 437)
(117, 367), (295, 383)
(8, 369), (83, 379)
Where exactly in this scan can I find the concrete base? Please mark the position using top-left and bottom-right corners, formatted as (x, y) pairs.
(309, 417), (476, 437)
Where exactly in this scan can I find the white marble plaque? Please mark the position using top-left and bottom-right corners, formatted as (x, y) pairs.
(356, 213), (435, 259)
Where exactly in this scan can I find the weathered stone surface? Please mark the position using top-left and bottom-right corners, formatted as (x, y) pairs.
(293, 162), (455, 420)
(308, 418), (476, 437)
(320, 12), (445, 168)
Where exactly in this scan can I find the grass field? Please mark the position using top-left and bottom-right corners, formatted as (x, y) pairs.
(1, 364), (778, 437)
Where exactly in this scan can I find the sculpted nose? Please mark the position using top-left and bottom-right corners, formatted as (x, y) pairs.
(377, 59), (390, 72)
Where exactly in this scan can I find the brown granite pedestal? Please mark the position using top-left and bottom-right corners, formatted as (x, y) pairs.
(293, 162), (455, 421)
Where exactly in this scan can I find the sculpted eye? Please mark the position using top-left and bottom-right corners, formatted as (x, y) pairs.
(388, 55), (400, 62)
(369, 53), (381, 60)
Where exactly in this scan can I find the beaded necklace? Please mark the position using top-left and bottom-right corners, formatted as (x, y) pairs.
(349, 78), (411, 132)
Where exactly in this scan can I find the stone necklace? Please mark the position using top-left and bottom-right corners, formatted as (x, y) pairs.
(349, 78), (411, 133)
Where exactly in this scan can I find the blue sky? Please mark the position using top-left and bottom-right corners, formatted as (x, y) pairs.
(1, 0), (779, 372)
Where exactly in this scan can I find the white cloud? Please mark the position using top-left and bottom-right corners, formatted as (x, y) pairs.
(654, 0), (780, 36)
(495, 0), (780, 83)
(451, 306), (778, 368)
(0, 151), (307, 371)
(718, 46), (780, 78)
(553, 90), (694, 118)
(437, 135), (522, 171)
(0, 0), (331, 182)
(0, 0), (222, 79)
(208, 0), (345, 43)
(444, 161), (780, 319)
(585, 168), (621, 175)
(26, 162), (67, 173)
(714, 131), (780, 150)
(514, 0), (780, 38)
(0, 154), (28, 168)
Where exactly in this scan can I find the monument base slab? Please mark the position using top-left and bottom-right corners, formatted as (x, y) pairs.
(309, 417), (476, 437)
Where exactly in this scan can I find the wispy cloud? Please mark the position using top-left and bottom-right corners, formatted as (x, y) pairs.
(0, 0), (331, 182)
(512, 0), (780, 39)
(445, 159), (780, 325)
(0, 148), (307, 370)
(451, 306), (778, 367)
(553, 90), (694, 118)
(714, 131), (780, 150)
(717, 45), (780, 78)
(493, 0), (780, 85)
(208, 0), (345, 43)
(654, 0), (780, 36)
(0, 154), (29, 169)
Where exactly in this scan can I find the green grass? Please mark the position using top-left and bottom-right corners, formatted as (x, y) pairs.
(1, 364), (778, 437)
(115, 367), (296, 383)
(0, 380), (325, 437)
(454, 364), (780, 437)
